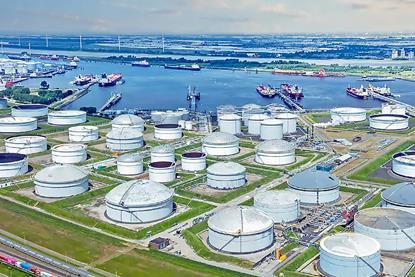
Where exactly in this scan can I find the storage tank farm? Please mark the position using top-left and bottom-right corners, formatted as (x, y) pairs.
(106, 128), (144, 151)
(248, 114), (270, 135)
(105, 180), (174, 223)
(382, 103), (406, 115)
(254, 190), (300, 223)
(260, 119), (284, 140)
(255, 139), (296, 166)
(330, 107), (367, 123)
(68, 126), (99, 142)
(111, 114), (144, 132)
(381, 182), (415, 214)
(51, 144), (87, 164)
(5, 135), (47, 154)
(202, 132), (239, 156)
(216, 105), (237, 119)
(48, 110), (87, 125)
(11, 104), (48, 118)
(151, 144), (175, 163)
(207, 206), (274, 254)
(241, 104), (264, 126)
(154, 124), (182, 140)
(0, 117), (37, 133)
(275, 112), (297, 134)
(148, 161), (176, 183)
(0, 153), (28, 178)
(207, 161), (246, 190)
(117, 153), (144, 176)
(392, 151), (415, 178)
(218, 113), (241, 135)
(181, 151), (206, 172)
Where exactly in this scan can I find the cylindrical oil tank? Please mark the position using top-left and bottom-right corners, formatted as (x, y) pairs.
(275, 113), (297, 134)
(68, 126), (99, 142)
(105, 180), (174, 223)
(151, 144), (175, 163)
(354, 208), (415, 251)
(208, 206), (274, 254)
(242, 104), (264, 126)
(181, 151), (206, 172)
(52, 144), (87, 164)
(216, 105), (237, 119)
(106, 128), (144, 151)
(266, 104), (288, 117)
(381, 182), (415, 214)
(148, 161), (176, 183)
(218, 114), (241, 135)
(34, 164), (89, 198)
(48, 110), (87, 125)
(288, 168), (340, 204)
(111, 114), (144, 132)
(392, 151), (415, 178)
(382, 103), (406, 115)
(330, 107), (367, 123)
(5, 135), (47, 154)
(0, 117), (37, 133)
(151, 111), (181, 124)
(154, 124), (182, 140)
(369, 114), (409, 130)
(11, 104), (48, 118)
(207, 161), (246, 190)
(319, 233), (381, 277)
(202, 132), (239, 156)
(255, 139), (296, 166)
(184, 120), (193, 131)
(254, 190), (300, 223)
(260, 119), (284, 140)
(117, 153), (144, 176)
(0, 153), (28, 178)
(248, 114), (270, 135)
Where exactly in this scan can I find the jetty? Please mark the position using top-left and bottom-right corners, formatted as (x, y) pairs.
(99, 92), (122, 112)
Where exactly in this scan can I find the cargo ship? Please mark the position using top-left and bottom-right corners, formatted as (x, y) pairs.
(303, 68), (345, 78)
(272, 69), (305, 75)
(256, 85), (277, 98)
(367, 84), (391, 96)
(360, 76), (395, 82)
(73, 75), (93, 86)
(164, 64), (201, 71)
(98, 73), (123, 87)
(280, 83), (304, 99)
(8, 53), (31, 61)
(346, 85), (369, 99)
(132, 60), (150, 67)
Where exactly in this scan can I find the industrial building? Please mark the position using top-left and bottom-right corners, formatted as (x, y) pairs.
(0, 117), (37, 133)
(117, 153), (144, 176)
(151, 144), (175, 163)
(181, 151), (206, 172)
(382, 103), (406, 115)
(254, 190), (300, 223)
(106, 128), (144, 151)
(48, 110), (87, 125)
(52, 144), (87, 164)
(260, 119), (284, 140)
(392, 151), (415, 178)
(354, 207), (415, 251)
(255, 139), (296, 166)
(12, 104), (48, 118)
(275, 113), (297, 134)
(5, 135), (47, 154)
(0, 153), (28, 178)
(369, 114), (409, 130)
(288, 168), (340, 204)
(34, 164), (89, 198)
(112, 114), (145, 132)
(105, 180), (174, 223)
(208, 206), (274, 254)
(154, 124), (183, 140)
(218, 114), (241, 135)
(248, 114), (270, 135)
(207, 161), (246, 190)
(319, 233), (381, 277)
(148, 161), (176, 183)
(381, 182), (415, 214)
(68, 126), (99, 142)
(330, 107), (367, 123)
(202, 132), (239, 156)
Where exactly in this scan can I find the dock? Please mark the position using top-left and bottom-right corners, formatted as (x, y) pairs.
(275, 89), (305, 112)
(99, 92), (122, 112)
(369, 92), (415, 116)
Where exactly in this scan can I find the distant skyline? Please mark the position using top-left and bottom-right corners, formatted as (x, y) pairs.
(2, 0), (415, 34)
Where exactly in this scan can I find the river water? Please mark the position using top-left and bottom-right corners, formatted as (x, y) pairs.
(20, 60), (415, 111)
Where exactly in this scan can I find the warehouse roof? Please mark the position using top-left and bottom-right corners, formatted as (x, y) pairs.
(288, 168), (339, 191)
(355, 208), (415, 230)
(382, 182), (415, 207)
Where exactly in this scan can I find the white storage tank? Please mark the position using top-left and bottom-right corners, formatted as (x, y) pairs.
(12, 104), (48, 118)
(117, 153), (144, 176)
(106, 128), (144, 151)
(208, 206), (274, 254)
(260, 119), (284, 140)
(184, 120), (193, 131)
(5, 135), (47, 154)
(34, 164), (89, 198)
(266, 104), (289, 117)
(207, 161), (246, 190)
(68, 126), (99, 142)
(254, 190), (300, 223)
(202, 132), (239, 156)
(288, 168), (340, 204)
(154, 124), (182, 140)
(151, 144), (175, 163)
(111, 114), (144, 132)
(181, 151), (206, 172)
(255, 139), (296, 166)
(216, 105), (237, 119)
(330, 107), (367, 123)
(148, 161), (176, 183)
(369, 114), (409, 130)
(354, 208), (415, 251)
(105, 180), (174, 223)
(52, 144), (87, 164)
(0, 153), (28, 178)
(319, 233), (381, 277)
(382, 103), (406, 115)
(248, 114), (270, 135)
(0, 117), (37, 133)
(275, 113), (297, 134)
(392, 151), (415, 178)
(151, 110), (181, 124)
(218, 114), (241, 135)
(48, 110), (87, 125)
(242, 104), (264, 125)
(381, 182), (415, 214)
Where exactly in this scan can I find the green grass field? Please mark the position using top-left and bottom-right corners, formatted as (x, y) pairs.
(0, 262), (34, 277)
(275, 246), (319, 277)
(361, 191), (383, 210)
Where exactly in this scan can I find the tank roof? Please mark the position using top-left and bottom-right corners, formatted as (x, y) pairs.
(276, 113), (298, 119)
(182, 151), (206, 158)
(0, 153), (27, 163)
(69, 125), (98, 131)
(118, 153), (143, 163)
(49, 110), (86, 116)
(52, 144), (86, 152)
(219, 113), (241, 120)
(320, 233), (380, 257)
(151, 144), (174, 154)
(112, 114), (144, 126)
(257, 139), (296, 153)
(207, 161), (245, 175)
(242, 103), (261, 110)
(331, 107), (366, 113)
(288, 168), (339, 191)
(203, 132), (239, 145)
(13, 104), (47, 110)
(382, 182), (415, 207)
(155, 123), (180, 129)
(6, 135), (45, 143)
(35, 164), (88, 184)
(355, 208), (415, 230)
(261, 118), (284, 126)
(0, 117), (37, 123)
(249, 114), (270, 121)
(370, 114), (409, 120)
(106, 128), (143, 139)
(393, 151), (415, 165)
(149, 161), (175, 168)
(208, 206), (273, 235)
(254, 190), (299, 206)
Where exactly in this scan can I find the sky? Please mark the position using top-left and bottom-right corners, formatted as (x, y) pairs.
(1, 0), (415, 34)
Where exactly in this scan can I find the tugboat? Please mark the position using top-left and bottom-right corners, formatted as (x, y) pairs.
(280, 83), (304, 99)
(367, 84), (391, 96)
(256, 85), (277, 98)
(132, 60), (150, 67)
(346, 85), (369, 99)
(164, 64), (201, 71)
(98, 73), (123, 87)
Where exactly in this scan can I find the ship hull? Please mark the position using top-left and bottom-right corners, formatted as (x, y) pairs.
(164, 65), (201, 71)
(132, 63), (150, 67)
(346, 91), (368, 99)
